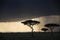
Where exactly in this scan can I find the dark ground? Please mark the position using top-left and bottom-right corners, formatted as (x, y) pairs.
(0, 32), (60, 40)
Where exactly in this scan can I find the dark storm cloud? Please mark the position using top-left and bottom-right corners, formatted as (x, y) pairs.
(0, 0), (60, 22)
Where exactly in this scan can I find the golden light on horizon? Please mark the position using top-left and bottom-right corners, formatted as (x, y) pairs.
(0, 15), (59, 32)
(0, 17), (45, 32)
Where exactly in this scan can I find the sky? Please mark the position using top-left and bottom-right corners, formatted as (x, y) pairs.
(0, 0), (60, 22)
(0, 17), (44, 32)
(0, 15), (60, 32)
(0, 0), (60, 32)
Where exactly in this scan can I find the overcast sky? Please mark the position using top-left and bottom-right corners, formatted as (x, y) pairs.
(0, 0), (60, 22)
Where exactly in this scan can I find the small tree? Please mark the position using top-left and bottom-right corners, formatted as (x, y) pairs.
(21, 20), (40, 37)
(41, 28), (48, 32)
(45, 23), (60, 32)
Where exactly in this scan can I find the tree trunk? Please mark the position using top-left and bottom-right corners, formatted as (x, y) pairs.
(29, 25), (34, 37)
(50, 27), (54, 40)
(44, 31), (46, 32)
(50, 27), (54, 32)
(32, 26), (33, 37)
(50, 28), (53, 32)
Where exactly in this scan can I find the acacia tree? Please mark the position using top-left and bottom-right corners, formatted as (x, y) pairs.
(21, 20), (40, 37)
(41, 28), (48, 32)
(45, 23), (60, 32)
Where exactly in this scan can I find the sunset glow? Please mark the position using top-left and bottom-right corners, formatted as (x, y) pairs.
(0, 15), (60, 32)
(0, 17), (45, 32)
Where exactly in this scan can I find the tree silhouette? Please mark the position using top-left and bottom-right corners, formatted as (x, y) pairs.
(41, 28), (48, 32)
(21, 20), (40, 37)
(45, 23), (60, 32)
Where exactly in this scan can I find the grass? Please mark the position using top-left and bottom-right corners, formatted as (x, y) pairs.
(0, 32), (60, 40)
